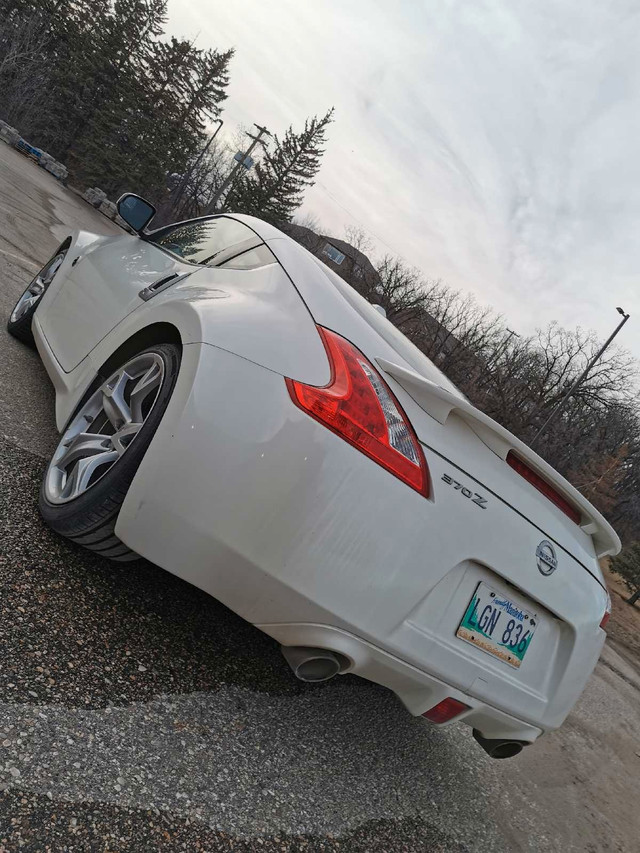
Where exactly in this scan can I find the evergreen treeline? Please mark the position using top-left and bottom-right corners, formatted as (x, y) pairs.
(0, 0), (233, 199)
(225, 111), (335, 223)
(0, 0), (333, 219)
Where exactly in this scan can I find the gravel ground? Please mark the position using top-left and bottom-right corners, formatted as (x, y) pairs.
(1, 141), (639, 852)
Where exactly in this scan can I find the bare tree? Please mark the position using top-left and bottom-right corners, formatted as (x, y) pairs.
(343, 225), (373, 258)
(293, 210), (324, 233)
(371, 256), (431, 326)
(610, 542), (640, 605)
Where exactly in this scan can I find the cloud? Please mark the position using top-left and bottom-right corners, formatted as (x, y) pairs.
(166, 0), (640, 358)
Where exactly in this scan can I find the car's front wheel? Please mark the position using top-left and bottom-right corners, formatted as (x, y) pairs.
(39, 343), (181, 561)
(7, 248), (68, 346)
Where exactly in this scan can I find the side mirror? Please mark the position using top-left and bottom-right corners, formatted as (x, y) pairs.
(116, 193), (156, 234)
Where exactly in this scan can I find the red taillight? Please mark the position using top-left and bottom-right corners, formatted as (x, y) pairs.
(507, 451), (581, 525)
(286, 327), (429, 496)
(422, 697), (470, 723)
(600, 590), (612, 630)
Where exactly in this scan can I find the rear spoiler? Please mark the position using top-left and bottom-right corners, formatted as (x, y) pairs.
(378, 358), (621, 559)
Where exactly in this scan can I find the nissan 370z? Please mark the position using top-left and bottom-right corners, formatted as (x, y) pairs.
(7, 194), (619, 759)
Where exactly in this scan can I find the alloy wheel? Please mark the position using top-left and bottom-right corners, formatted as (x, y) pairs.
(9, 251), (66, 324)
(44, 352), (166, 504)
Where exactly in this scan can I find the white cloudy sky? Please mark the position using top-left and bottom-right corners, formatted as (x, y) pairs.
(166, 0), (640, 358)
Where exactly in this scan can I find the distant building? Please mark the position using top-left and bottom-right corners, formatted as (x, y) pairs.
(317, 235), (379, 287)
(277, 223), (477, 377)
(278, 222), (380, 289)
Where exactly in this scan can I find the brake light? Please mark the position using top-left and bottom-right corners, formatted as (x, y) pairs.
(600, 590), (612, 630)
(423, 697), (470, 723)
(507, 451), (581, 524)
(286, 327), (429, 496)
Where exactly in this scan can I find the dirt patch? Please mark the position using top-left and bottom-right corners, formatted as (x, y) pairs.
(601, 562), (640, 667)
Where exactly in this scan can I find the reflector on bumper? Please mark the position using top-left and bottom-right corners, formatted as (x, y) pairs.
(422, 697), (470, 723)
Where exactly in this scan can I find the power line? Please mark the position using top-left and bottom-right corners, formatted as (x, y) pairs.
(314, 181), (413, 264)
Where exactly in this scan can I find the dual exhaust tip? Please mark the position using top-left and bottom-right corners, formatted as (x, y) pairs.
(472, 729), (526, 759)
(280, 645), (344, 682)
(280, 647), (527, 759)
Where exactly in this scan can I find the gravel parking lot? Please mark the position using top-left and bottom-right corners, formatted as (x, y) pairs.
(1, 142), (639, 852)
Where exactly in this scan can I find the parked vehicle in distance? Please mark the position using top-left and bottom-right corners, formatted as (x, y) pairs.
(7, 193), (619, 758)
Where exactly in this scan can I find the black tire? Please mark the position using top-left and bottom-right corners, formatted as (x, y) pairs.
(39, 343), (181, 562)
(6, 301), (37, 346)
(7, 248), (68, 348)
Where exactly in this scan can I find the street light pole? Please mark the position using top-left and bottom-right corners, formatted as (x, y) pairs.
(171, 118), (224, 218)
(485, 328), (520, 371)
(530, 307), (630, 448)
(155, 118), (224, 226)
(205, 123), (271, 214)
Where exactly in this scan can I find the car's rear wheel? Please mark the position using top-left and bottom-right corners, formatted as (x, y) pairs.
(39, 343), (181, 561)
(7, 249), (67, 346)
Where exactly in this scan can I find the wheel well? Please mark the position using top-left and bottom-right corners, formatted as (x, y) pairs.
(97, 323), (182, 378)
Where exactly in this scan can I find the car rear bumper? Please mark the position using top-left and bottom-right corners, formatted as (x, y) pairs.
(259, 621), (543, 742)
(116, 343), (607, 741)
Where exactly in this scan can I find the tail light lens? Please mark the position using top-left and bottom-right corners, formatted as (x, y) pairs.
(286, 326), (429, 496)
(507, 451), (581, 525)
(423, 697), (470, 723)
(600, 590), (612, 630)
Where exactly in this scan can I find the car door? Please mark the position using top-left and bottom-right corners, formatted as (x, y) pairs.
(44, 216), (261, 372)
(43, 233), (191, 372)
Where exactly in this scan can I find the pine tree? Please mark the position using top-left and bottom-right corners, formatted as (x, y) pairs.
(226, 108), (334, 223)
(35, 0), (117, 157)
(64, 2), (231, 200)
(65, 0), (169, 188)
(0, 0), (233, 200)
(141, 39), (233, 197)
(0, 0), (83, 139)
(610, 543), (640, 605)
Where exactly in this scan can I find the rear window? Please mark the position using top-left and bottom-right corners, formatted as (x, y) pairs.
(219, 244), (276, 270)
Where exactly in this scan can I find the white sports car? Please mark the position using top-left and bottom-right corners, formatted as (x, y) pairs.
(8, 194), (619, 759)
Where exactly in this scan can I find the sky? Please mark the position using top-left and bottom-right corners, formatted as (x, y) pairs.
(166, 0), (640, 359)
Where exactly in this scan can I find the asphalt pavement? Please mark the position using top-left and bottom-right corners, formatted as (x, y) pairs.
(1, 141), (639, 852)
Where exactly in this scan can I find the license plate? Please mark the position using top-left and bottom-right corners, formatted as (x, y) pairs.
(456, 582), (538, 668)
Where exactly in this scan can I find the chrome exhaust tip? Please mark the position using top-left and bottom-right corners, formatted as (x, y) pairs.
(472, 729), (527, 759)
(281, 646), (342, 682)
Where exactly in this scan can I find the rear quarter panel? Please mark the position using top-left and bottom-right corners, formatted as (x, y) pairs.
(35, 243), (331, 430)
(266, 236), (610, 582)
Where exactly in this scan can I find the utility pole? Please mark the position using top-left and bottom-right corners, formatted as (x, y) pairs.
(205, 123), (271, 214)
(531, 307), (630, 448)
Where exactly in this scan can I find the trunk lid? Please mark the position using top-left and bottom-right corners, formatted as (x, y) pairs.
(377, 356), (620, 564)
(267, 237), (620, 570)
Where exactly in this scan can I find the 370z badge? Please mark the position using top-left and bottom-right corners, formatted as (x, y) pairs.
(441, 473), (488, 509)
